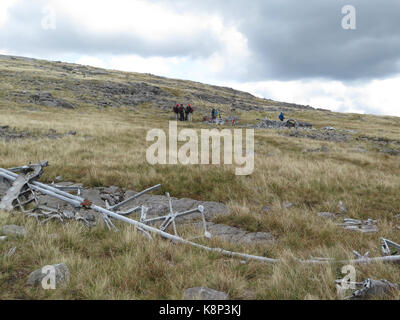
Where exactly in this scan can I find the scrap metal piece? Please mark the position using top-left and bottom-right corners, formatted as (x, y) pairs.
(0, 163), (44, 212)
(106, 184), (162, 211)
(381, 238), (400, 256)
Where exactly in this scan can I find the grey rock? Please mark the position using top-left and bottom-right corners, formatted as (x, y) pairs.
(0, 236), (7, 241)
(183, 287), (229, 300)
(201, 222), (275, 245)
(281, 201), (294, 209)
(81, 189), (104, 206)
(26, 263), (70, 287)
(1, 225), (27, 237)
(318, 212), (336, 220)
(261, 206), (271, 213)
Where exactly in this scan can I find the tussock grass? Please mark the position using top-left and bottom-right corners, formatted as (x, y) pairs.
(0, 57), (400, 300)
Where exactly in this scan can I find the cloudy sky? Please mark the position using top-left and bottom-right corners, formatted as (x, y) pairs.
(1, 0), (400, 116)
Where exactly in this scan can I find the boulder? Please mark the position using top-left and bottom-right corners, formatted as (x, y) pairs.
(1, 225), (27, 237)
(26, 263), (70, 288)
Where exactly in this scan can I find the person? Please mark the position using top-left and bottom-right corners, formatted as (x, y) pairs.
(179, 104), (185, 121)
(279, 112), (285, 122)
(211, 108), (216, 122)
(173, 104), (179, 120)
(186, 104), (193, 122)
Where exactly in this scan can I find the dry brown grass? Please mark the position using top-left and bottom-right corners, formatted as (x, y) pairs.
(1, 57), (400, 300)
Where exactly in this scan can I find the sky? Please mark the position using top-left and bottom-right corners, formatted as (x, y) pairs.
(1, 0), (400, 116)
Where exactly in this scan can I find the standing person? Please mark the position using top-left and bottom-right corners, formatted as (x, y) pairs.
(279, 112), (285, 122)
(179, 104), (185, 121)
(211, 108), (216, 122)
(184, 104), (190, 121)
(186, 104), (193, 122)
(173, 104), (179, 121)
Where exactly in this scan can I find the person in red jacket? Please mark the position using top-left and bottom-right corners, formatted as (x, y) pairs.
(173, 104), (179, 120)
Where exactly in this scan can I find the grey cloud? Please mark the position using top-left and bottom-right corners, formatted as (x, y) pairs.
(0, 0), (222, 58)
(1, 0), (400, 82)
(154, 0), (400, 81)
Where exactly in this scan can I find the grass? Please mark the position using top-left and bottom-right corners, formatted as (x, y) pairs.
(0, 56), (400, 300)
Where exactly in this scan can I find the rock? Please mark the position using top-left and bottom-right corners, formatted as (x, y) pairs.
(55, 176), (63, 182)
(323, 127), (336, 131)
(281, 201), (294, 209)
(0, 236), (7, 241)
(261, 206), (271, 213)
(318, 212), (336, 220)
(183, 287), (229, 300)
(1, 225), (27, 237)
(338, 201), (348, 214)
(81, 189), (104, 206)
(30, 92), (75, 109)
(351, 279), (398, 300)
(241, 232), (275, 244)
(26, 263), (70, 287)
(380, 148), (400, 156)
(200, 222), (275, 245)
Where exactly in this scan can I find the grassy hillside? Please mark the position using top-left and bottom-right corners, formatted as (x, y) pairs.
(0, 55), (399, 300)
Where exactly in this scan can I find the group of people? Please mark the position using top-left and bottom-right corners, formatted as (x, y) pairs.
(173, 104), (194, 122)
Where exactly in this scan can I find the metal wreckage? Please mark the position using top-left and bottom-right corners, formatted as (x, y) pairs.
(0, 161), (399, 298)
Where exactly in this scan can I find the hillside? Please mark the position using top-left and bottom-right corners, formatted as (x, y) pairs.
(0, 55), (400, 300)
(0, 54), (313, 113)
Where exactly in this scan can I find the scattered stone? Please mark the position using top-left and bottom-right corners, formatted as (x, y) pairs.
(30, 92), (75, 109)
(1, 225), (27, 237)
(351, 279), (398, 300)
(261, 206), (271, 213)
(198, 222), (275, 245)
(183, 287), (229, 300)
(323, 127), (336, 131)
(318, 212), (336, 220)
(26, 263), (70, 287)
(380, 148), (400, 156)
(304, 145), (329, 153)
(254, 119), (312, 129)
(281, 201), (294, 209)
(0, 236), (7, 241)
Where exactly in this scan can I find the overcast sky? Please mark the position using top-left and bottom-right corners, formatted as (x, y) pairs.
(1, 0), (400, 116)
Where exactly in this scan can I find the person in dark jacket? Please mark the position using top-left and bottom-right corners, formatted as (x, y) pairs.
(211, 108), (216, 122)
(279, 112), (285, 122)
(179, 104), (185, 121)
(173, 104), (179, 120)
(186, 104), (193, 122)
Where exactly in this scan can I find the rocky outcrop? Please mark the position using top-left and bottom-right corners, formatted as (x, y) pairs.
(30, 92), (75, 109)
